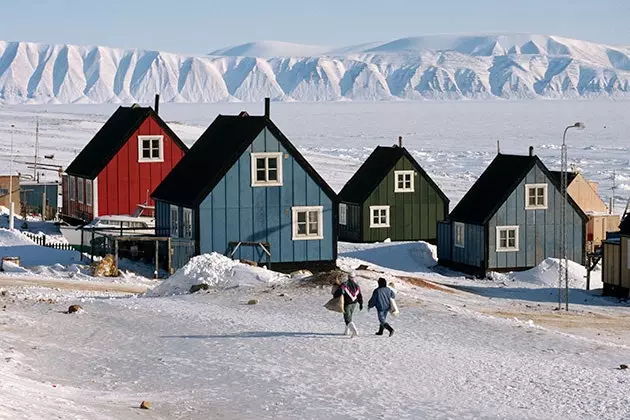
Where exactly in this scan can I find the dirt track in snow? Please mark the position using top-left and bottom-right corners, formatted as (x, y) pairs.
(0, 276), (148, 294)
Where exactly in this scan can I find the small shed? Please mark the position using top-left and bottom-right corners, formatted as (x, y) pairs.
(437, 151), (588, 277)
(601, 217), (630, 297)
(337, 140), (449, 243)
(151, 99), (338, 272)
(20, 181), (60, 220)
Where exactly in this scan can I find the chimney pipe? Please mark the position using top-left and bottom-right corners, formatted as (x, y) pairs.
(264, 97), (270, 118)
(497, 140), (500, 154)
(529, 146), (534, 156)
(398, 136), (403, 148)
(154, 94), (160, 115)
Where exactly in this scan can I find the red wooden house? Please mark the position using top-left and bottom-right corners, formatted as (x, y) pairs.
(62, 104), (188, 223)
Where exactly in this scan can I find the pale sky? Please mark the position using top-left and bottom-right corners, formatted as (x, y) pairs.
(2, 0), (629, 53)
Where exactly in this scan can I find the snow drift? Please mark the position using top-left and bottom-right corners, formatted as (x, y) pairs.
(146, 253), (287, 296)
(3, 33), (630, 104)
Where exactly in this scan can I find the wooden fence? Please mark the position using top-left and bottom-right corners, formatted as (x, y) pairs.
(21, 231), (76, 251)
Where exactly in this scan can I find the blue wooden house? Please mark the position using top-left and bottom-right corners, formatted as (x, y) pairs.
(437, 150), (588, 276)
(151, 99), (338, 272)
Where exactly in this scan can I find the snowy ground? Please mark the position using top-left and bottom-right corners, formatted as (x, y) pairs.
(1, 101), (629, 419)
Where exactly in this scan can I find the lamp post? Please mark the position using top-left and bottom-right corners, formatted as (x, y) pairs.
(558, 121), (585, 311)
(8, 124), (15, 230)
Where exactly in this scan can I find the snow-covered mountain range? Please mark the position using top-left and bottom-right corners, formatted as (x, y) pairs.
(2, 33), (630, 104)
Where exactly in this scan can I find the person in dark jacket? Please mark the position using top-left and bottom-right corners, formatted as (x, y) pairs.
(368, 277), (396, 336)
(333, 272), (363, 337)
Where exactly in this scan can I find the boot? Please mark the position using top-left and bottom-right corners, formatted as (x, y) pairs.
(344, 325), (351, 336)
(375, 325), (384, 336)
(348, 322), (359, 338)
(384, 323), (394, 337)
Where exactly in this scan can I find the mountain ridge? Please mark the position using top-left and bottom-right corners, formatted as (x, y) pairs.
(2, 33), (630, 104)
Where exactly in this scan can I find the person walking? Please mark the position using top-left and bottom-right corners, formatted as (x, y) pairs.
(333, 272), (363, 337)
(368, 277), (396, 337)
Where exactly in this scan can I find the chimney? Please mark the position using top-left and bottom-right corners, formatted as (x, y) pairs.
(497, 140), (500, 154)
(154, 94), (160, 115)
(398, 136), (403, 148)
(264, 97), (270, 118)
(529, 146), (534, 156)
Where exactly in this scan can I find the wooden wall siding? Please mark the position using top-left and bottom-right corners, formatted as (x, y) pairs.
(155, 200), (170, 237)
(450, 223), (485, 268)
(487, 164), (584, 270)
(602, 241), (621, 286)
(64, 175), (93, 221)
(199, 128), (334, 264)
(588, 215), (621, 248)
(362, 155), (445, 242)
(436, 221), (452, 261)
(97, 115), (185, 216)
(339, 202), (361, 242)
(622, 237), (630, 289)
(567, 174), (608, 213)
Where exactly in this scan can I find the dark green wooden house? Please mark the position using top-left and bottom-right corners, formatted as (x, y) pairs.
(338, 142), (449, 243)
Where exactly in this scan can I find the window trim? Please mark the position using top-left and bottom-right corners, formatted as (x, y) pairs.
(454, 222), (465, 248)
(69, 176), (75, 201)
(292, 206), (323, 240)
(394, 170), (415, 193)
(369, 205), (390, 228)
(182, 208), (193, 239)
(170, 205), (179, 238)
(251, 152), (283, 187)
(496, 225), (520, 252)
(525, 183), (548, 210)
(339, 203), (347, 226)
(138, 135), (164, 163)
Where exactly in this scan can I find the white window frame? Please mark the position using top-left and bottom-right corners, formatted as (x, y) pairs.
(86, 179), (93, 206)
(339, 203), (347, 226)
(170, 205), (179, 238)
(69, 176), (75, 201)
(77, 178), (84, 204)
(496, 226), (519, 252)
(369, 205), (390, 228)
(394, 170), (415, 193)
(251, 152), (283, 187)
(138, 135), (164, 163)
(454, 222), (465, 248)
(292, 206), (323, 240)
(525, 183), (548, 210)
(182, 208), (193, 239)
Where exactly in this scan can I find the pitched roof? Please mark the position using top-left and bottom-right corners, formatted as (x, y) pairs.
(548, 170), (579, 186)
(151, 114), (337, 208)
(338, 146), (449, 205)
(449, 154), (588, 225)
(65, 106), (188, 179)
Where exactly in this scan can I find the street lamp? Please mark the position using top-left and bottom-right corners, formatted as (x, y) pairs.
(8, 124), (14, 230)
(558, 121), (585, 311)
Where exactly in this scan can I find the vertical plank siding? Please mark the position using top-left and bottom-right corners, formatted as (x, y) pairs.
(602, 241), (621, 287)
(198, 128), (334, 264)
(339, 202), (361, 242)
(362, 155), (446, 242)
(487, 164), (584, 270)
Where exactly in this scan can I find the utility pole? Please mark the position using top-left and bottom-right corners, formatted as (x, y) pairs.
(610, 170), (616, 215)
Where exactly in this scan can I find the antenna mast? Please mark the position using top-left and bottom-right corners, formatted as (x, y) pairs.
(34, 117), (40, 182)
(611, 170), (616, 215)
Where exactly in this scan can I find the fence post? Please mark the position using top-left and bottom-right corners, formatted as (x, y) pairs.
(114, 239), (119, 274)
(42, 235), (46, 247)
(91, 229), (95, 264)
(79, 227), (84, 262)
(154, 240), (159, 279)
(167, 238), (172, 276)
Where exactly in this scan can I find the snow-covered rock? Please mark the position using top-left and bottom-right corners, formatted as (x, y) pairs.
(2, 34), (630, 103)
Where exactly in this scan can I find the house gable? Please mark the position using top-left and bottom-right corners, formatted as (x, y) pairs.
(567, 174), (609, 214)
(361, 154), (447, 242)
(487, 163), (585, 270)
(198, 127), (335, 263)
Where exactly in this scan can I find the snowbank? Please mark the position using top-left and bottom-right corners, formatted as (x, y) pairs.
(338, 241), (438, 274)
(146, 253), (288, 296)
(0, 229), (80, 267)
(498, 258), (602, 290)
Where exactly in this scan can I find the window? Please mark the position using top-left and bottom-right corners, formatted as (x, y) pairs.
(0, 188), (7, 196)
(525, 183), (547, 210)
(138, 135), (164, 162)
(292, 206), (323, 240)
(454, 222), (465, 248)
(251, 152), (283, 186)
(370, 205), (390, 228)
(170, 205), (179, 237)
(86, 180), (93, 206)
(339, 203), (347, 226)
(394, 170), (415, 193)
(69, 176), (75, 201)
(77, 178), (84, 204)
(496, 226), (519, 252)
(182, 208), (193, 239)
